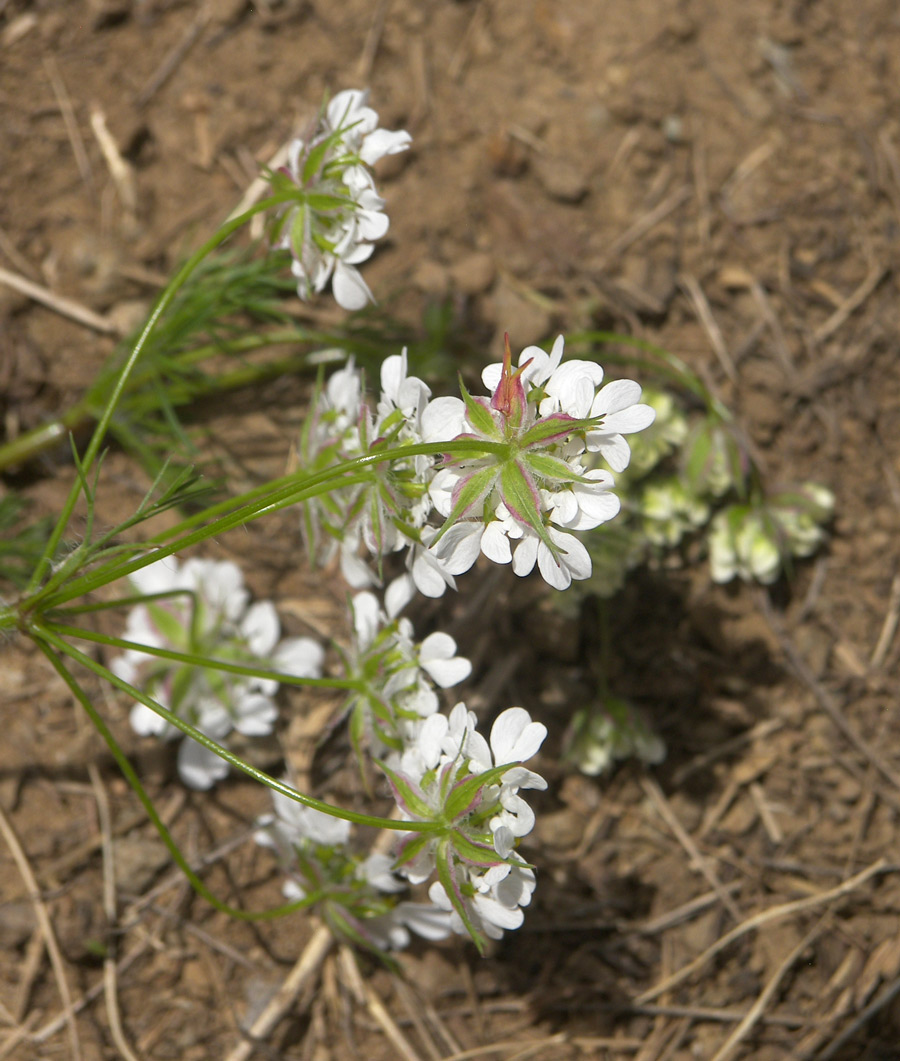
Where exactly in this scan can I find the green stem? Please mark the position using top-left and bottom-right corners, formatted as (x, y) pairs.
(47, 621), (363, 693)
(28, 438), (507, 612)
(31, 620), (430, 833)
(26, 193), (295, 596)
(35, 636), (328, 922)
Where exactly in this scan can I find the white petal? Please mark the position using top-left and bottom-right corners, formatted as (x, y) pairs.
(177, 739), (229, 790)
(233, 692), (278, 737)
(130, 702), (169, 737)
(332, 262), (374, 310)
(241, 601), (280, 655)
(274, 637), (325, 679)
(480, 521), (512, 564)
(421, 396), (467, 442)
(511, 534), (538, 577)
(605, 403), (657, 434)
(360, 127), (412, 164)
(592, 434), (632, 472)
(591, 378), (642, 414)
(490, 707), (547, 763)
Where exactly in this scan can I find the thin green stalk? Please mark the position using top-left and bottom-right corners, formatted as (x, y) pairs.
(47, 621), (364, 693)
(27, 194), (295, 596)
(31, 620), (430, 834)
(29, 438), (508, 612)
(36, 637), (328, 922)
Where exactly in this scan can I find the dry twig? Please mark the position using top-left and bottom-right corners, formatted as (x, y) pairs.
(0, 803), (82, 1061)
(44, 56), (94, 190)
(0, 264), (118, 334)
(224, 923), (333, 1061)
(641, 775), (741, 920)
(709, 922), (824, 1061)
(88, 764), (142, 1061)
(338, 946), (423, 1061)
(636, 859), (888, 1004)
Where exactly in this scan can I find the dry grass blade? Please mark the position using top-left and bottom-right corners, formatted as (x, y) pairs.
(338, 946), (423, 1061)
(641, 775), (741, 920)
(600, 184), (691, 263)
(88, 763), (142, 1061)
(0, 802), (82, 1061)
(136, 8), (210, 108)
(818, 974), (900, 1060)
(636, 860), (888, 1004)
(870, 571), (900, 668)
(761, 595), (900, 793)
(678, 272), (737, 382)
(43, 56), (94, 190)
(89, 105), (137, 220)
(0, 264), (118, 334)
(224, 923), (333, 1061)
(812, 265), (888, 344)
(709, 922), (824, 1061)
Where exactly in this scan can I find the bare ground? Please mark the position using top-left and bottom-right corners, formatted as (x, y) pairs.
(2, 1), (900, 1059)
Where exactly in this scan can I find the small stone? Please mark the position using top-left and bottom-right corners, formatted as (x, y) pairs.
(486, 131), (528, 177)
(412, 260), (450, 297)
(449, 252), (495, 295)
(115, 835), (170, 894)
(534, 156), (589, 203)
(487, 282), (552, 351)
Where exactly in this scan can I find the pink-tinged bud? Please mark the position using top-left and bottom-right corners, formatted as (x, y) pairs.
(490, 334), (532, 429)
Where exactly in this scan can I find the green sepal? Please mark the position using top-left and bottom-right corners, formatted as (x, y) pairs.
(430, 464), (497, 547)
(448, 828), (501, 868)
(519, 414), (576, 448)
(459, 378), (501, 440)
(305, 192), (354, 212)
(391, 830), (432, 869)
(525, 452), (581, 483)
(146, 599), (188, 647)
(443, 762), (512, 822)
(377, 761), (433, 820)
(301, 130), (341, 185)
(436, 841), (485, 953)
(499, 461), (558, 556)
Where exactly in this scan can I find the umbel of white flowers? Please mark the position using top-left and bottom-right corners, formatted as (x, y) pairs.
(269, 89), (411, 310)
(112, 557), (324, 789)
(298, 335), (656, 612)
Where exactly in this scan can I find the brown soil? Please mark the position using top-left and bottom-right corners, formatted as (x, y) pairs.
(3, 2), (900, 1059)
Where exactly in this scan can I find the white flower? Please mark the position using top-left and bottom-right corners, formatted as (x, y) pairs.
(708, 507), (780, 584)
(112, 556), (324, 789)
(341, 592), (471, 760)
(273, 89), (410, 310)
(255, 786), (352, 856)
(428, 862), (536, 942)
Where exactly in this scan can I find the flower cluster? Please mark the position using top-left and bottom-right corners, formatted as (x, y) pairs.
(269, 89), (410, 310)
(112, 557), (324, 789)
(255, 784), (453, 952)
(250, 599), (545, 951)
(298, 335), (655, 605)
(384, 704), (547, 944)
(708, 483), (834, 584)
(339, 590), (472, 762)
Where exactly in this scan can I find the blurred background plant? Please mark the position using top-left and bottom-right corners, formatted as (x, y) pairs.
(556, 331), (834, 774)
